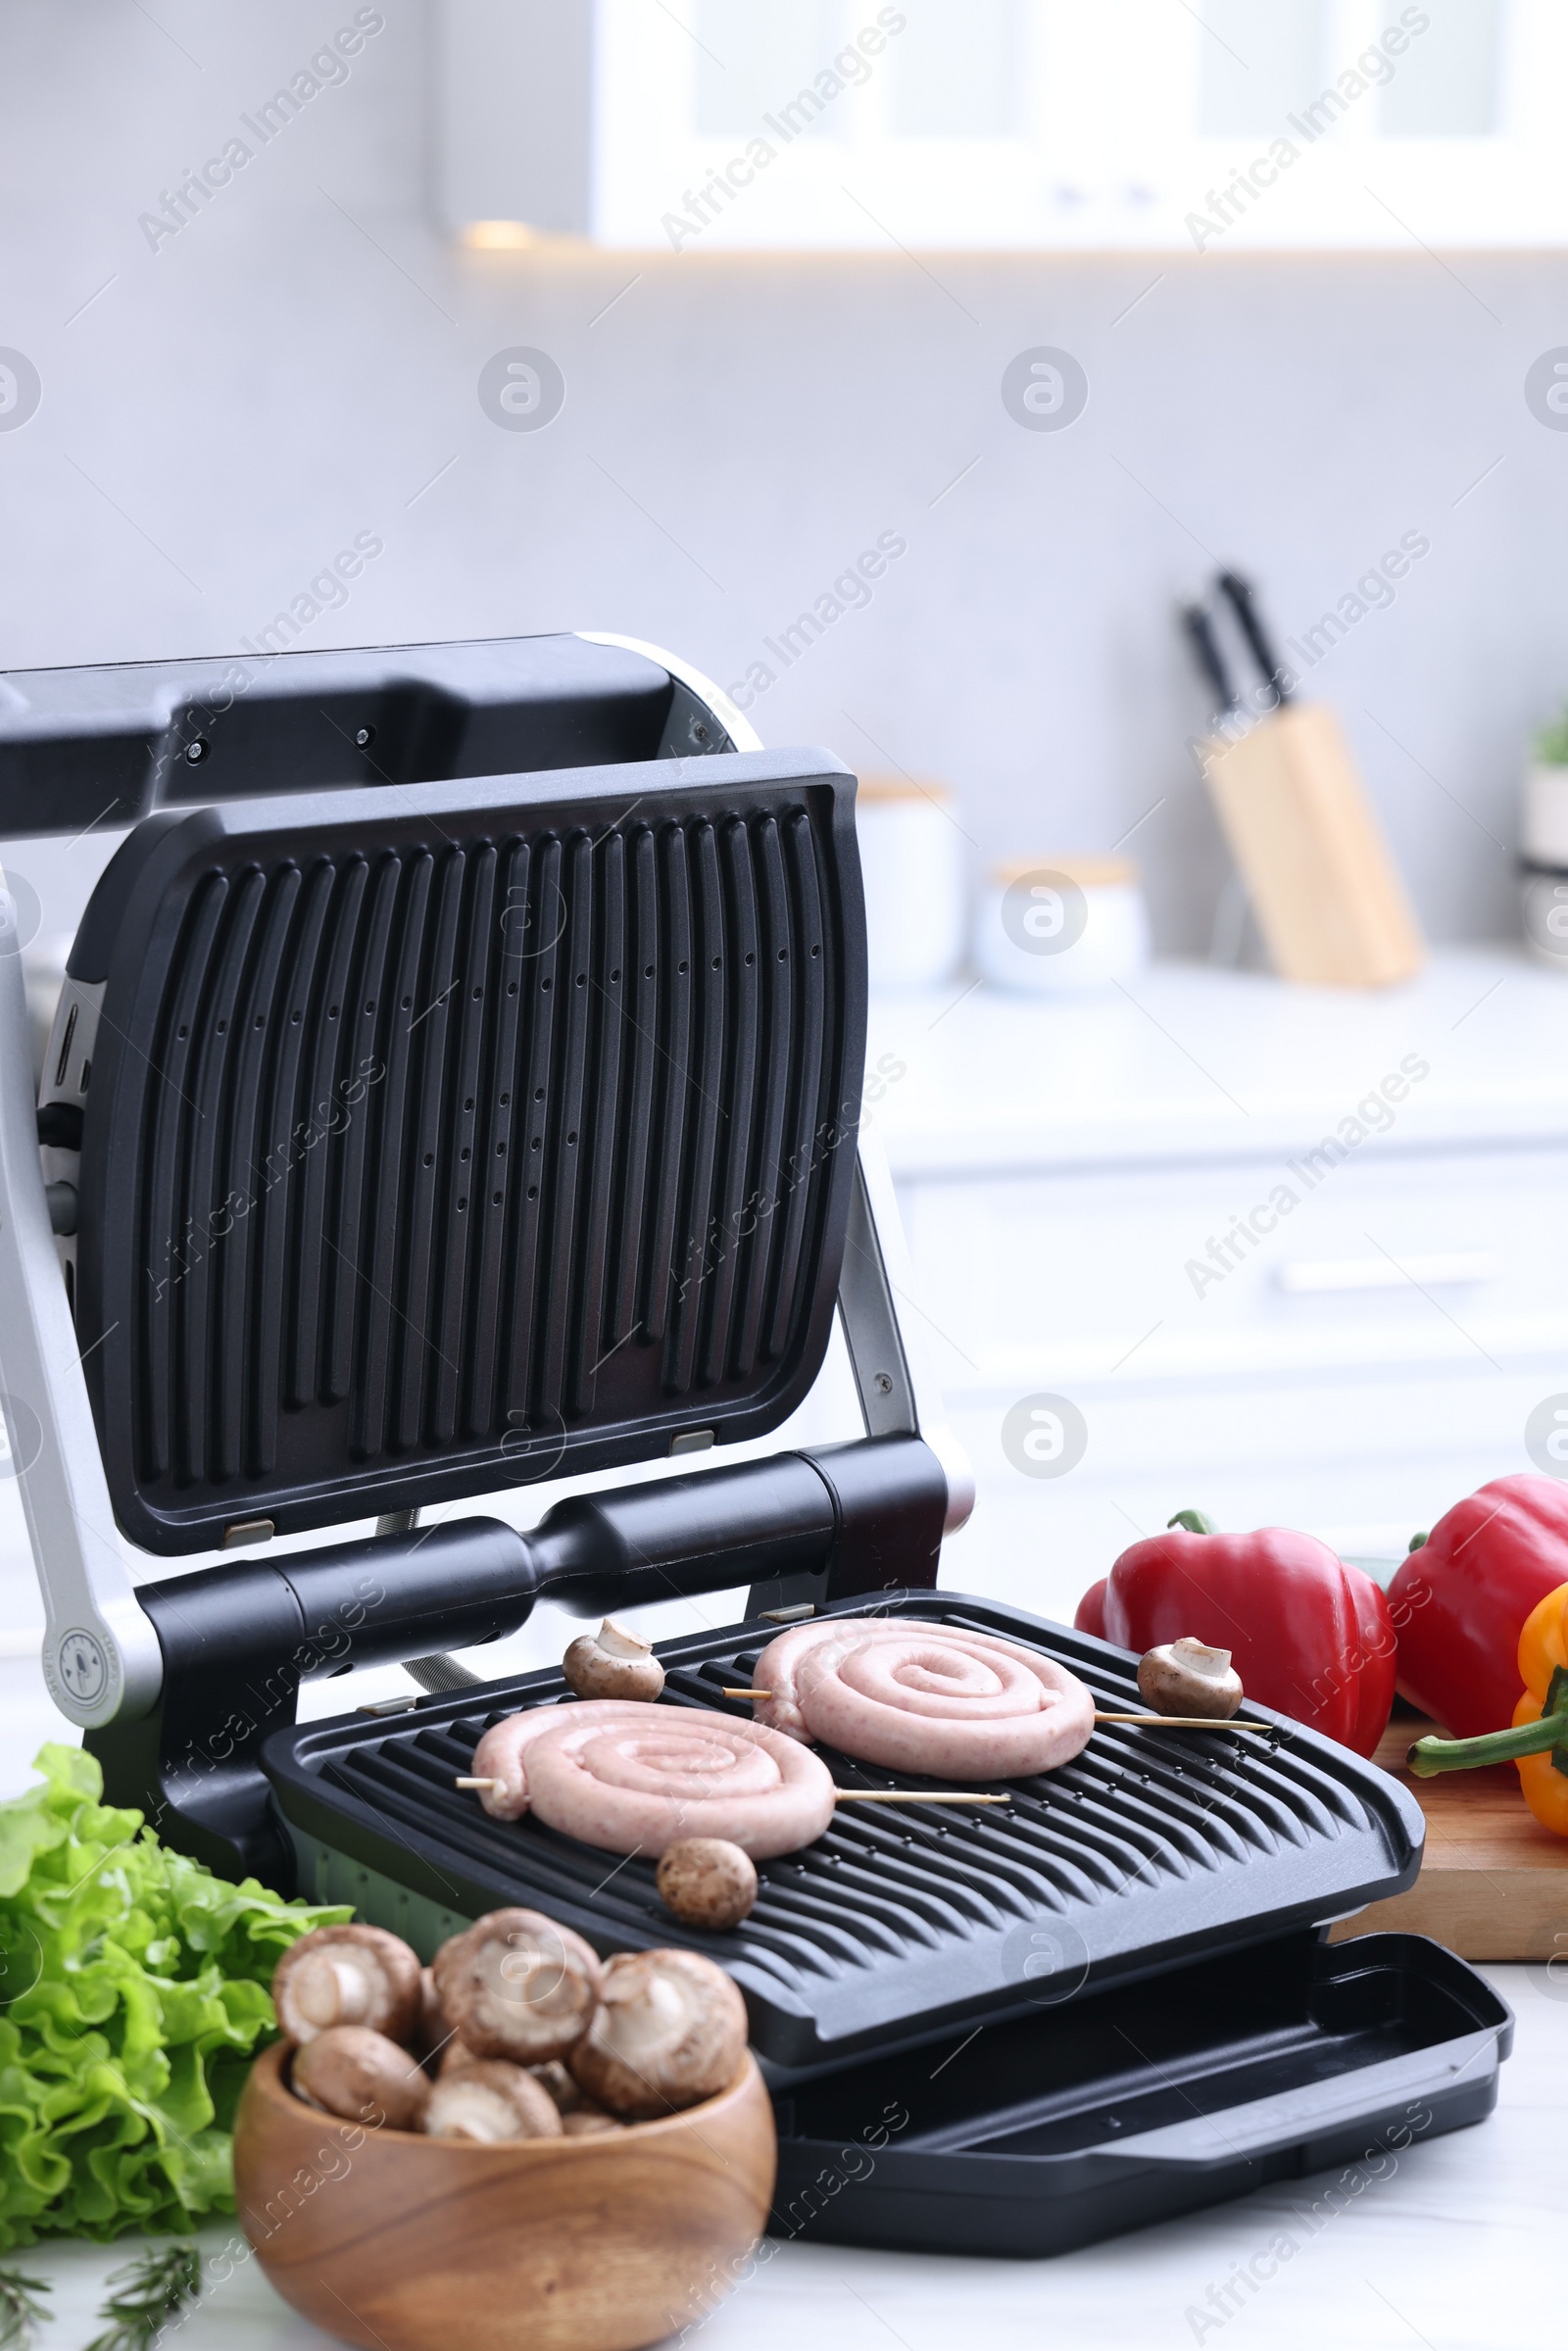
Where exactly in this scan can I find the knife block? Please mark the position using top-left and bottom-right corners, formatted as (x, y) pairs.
(1201, 704), (1424, 987)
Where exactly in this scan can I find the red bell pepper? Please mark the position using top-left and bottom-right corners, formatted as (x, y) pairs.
(1075, 1509), (1396, 1755)
(1383, 1473), (1568, 1739)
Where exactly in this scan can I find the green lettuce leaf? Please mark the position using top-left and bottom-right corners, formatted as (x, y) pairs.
(0, 1745), (349, 2247)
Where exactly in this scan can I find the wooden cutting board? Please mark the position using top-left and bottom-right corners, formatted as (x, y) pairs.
(1328, 1712), (1568, 1961)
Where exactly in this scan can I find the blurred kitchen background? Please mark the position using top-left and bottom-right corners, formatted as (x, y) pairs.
(6, 0), (1568, 1776)
(6, 1), (1566, 944)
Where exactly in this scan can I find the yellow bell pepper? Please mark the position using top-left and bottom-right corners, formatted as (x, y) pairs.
(1407, 1578), (1568, 1834)
(1511, 1581), (1568, 1835)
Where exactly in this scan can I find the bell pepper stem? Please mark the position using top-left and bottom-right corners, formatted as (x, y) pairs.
(1407, 1716), (1568, 1777)
(1167, 1509), (1218, 1537)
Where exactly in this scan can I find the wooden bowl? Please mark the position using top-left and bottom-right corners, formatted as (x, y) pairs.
(233, 2042), (777, 2351)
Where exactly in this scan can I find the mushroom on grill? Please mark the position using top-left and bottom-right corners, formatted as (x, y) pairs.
(562, 1618), (666, 1703)
(1137, 1638), (1245, 1720)
(656, 1838), (759, 1932)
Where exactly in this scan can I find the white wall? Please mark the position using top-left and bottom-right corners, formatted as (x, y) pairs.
(3, 0), (1567, 962)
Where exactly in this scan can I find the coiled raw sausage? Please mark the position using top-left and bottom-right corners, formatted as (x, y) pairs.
(469, 1700), (836, 1857)
(754, 1618), (1095, 1777)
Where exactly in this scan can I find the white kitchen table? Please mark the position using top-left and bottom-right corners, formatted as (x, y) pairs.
(2, 951), (1563, 2348)
(6, 1957), (1555, 2351)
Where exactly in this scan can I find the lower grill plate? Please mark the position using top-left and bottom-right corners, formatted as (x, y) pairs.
(263, 1592), (1424, 2074)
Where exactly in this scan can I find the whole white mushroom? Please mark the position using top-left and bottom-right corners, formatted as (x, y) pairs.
(562, 1618), (665, 1703)
(1137, 1638), (1244, 1720)
(568, 1949), (748, 2120)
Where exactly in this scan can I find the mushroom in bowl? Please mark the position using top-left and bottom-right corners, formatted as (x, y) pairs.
(432, 1907), (604, 2065)
(569, 1949), (749, 2121)
(423, 2060), (564, 2143)
(291, 2025), (430, 2131)
(272, 1923), (424, 2048)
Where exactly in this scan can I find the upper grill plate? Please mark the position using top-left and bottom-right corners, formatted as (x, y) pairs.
(71, 752), (863, 1550)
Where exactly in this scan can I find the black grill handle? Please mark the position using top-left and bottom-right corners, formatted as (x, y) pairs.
(85, 1517), (538, 1886)
(527, 1452), (836, 1615)
(529, 1436), (948, 1618)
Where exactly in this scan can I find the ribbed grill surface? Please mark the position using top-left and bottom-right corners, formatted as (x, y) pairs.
(274, 1599), (1417, 2065)
(129, 808), (841, 1494)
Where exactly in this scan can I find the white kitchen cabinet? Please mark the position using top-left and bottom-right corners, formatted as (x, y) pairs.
(433, 0), (1568, 251)
(867, 950), (1568, 1623)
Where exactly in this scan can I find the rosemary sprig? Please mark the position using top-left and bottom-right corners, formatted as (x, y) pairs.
(85, 2244), (202, 2351)
(0, 2268), (51, 2351)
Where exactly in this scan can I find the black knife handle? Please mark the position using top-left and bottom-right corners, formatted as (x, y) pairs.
(1217, 570), (1293, 708)
(1179, 602), (1238, 720)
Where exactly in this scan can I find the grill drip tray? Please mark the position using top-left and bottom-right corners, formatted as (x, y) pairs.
(770, 1931), (1512, 2257)
(265, 1592), (1425, 2076)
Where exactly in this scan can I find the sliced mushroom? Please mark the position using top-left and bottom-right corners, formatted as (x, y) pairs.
(431, 1907), (603, 2064)
(292, 2026), (430, 2131)
(656, 1838), (759, 1932)
(272, 1925), (423, 2049)
(1137, 1638), (1245, 1721)
(568, 1949), (748, 2120)
(423, 2060), (564, 2143)
(562, 1617), (665, 1703)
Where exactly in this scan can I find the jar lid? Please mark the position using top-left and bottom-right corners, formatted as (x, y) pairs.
(989, 855), (1139, 887)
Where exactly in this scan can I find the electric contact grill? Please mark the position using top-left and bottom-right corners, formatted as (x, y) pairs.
(0, 632), (1509, 2259)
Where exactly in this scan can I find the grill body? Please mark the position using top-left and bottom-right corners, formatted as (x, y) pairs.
(3, 630), (1507, 2262)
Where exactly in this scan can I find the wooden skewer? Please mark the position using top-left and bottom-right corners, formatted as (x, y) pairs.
(1094, 1713), (1268, 1731)
(454, 1774), (1005, 1806)
(835, 1790), (1009, 1805)
(725, 1690), (1267, 1735)
(458, 1716), (1270, 1808)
